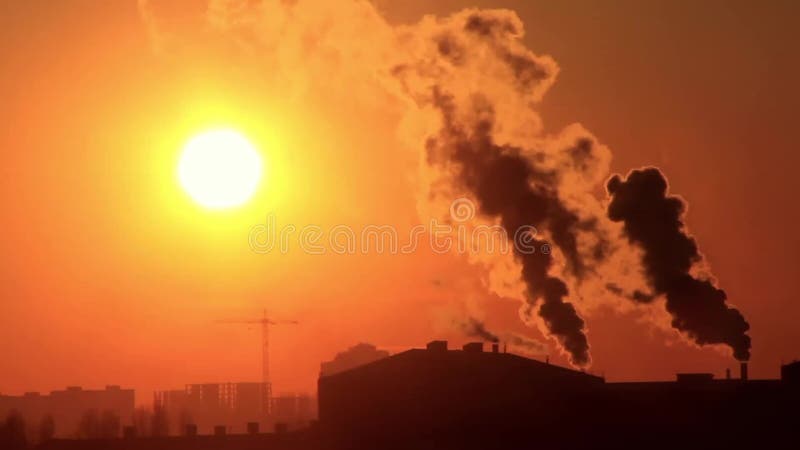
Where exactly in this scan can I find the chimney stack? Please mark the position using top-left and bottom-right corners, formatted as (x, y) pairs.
(491, 343), (499, 353)
(726, 368), (731, 380)
(740, 362), (748, 382)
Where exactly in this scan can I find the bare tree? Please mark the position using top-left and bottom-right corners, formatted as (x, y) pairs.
(151, 404), (169, 437)
(132, 407), (152, 437)
(38, 414), (55, 443)
(99, 410), (120, 438)
(1, 411), (28, 450)
(177, 409), (193, 436)
(76, 409), (100, 439)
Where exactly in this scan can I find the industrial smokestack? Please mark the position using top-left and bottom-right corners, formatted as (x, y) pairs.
(492, 343), (499, 353)
(740, 362), (748, 382)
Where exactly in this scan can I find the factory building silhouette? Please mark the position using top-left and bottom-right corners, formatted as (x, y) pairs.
(318, 341), (799, 448)
(7, 341), (799, 449)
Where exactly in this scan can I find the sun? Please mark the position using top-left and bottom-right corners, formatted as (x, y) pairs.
(178, 129), (263, 209)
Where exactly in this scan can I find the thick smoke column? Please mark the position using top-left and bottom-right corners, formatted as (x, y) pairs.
(607, 168), (751, 360)
(390, 10), (615, 367)
(428, 88), (591, 366)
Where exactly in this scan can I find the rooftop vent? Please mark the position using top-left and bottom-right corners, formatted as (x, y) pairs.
(462, 342), (484, 353)
(426, 340), (448, 352)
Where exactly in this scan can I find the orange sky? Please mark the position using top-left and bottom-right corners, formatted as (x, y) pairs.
(1, 0), (799, 403)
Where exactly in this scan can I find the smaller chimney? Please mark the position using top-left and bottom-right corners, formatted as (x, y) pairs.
(726, 368), (731, 380)
(740, 362), (748, 382)
(491, 343), (499, 353)
(503, 343), (507, 353)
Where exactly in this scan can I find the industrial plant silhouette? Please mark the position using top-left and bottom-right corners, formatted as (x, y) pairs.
(2, 340), (798, 449)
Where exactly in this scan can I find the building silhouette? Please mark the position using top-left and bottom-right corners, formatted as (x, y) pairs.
(153, 383), (314, 436)
(154, 383), (270, 435)
(318, 341), (799, 449)
(19, 345), (800, 449)
(0, 386), (134, 439)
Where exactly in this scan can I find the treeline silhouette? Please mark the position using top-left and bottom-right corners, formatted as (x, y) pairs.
(0, 411), (55, 450)
(0, 404), (180, 449)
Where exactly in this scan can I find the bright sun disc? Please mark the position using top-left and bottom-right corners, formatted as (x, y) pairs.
(178, 129), (262, 209)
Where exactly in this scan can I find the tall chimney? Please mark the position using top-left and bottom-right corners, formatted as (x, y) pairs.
(740, 362), (748, 381)
(491, 343), (499, 353)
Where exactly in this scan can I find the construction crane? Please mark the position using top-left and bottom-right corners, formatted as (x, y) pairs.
(216, 310), (298, 385)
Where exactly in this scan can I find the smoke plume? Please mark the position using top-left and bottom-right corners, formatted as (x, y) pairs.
(460, 317), (499, 343)
(424, 92), (592, 365)
(391, 10), (617, 367)
(607, 168), (751, 360)
(138, 1), (751, 366)
(460, 317), (548, 356)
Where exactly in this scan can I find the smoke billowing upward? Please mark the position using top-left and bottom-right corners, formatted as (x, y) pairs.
(427, 88), (591, 366)
(394, 10), (616, 367)
(139, 2), (752, 367)
(607, 168), (751, 361)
